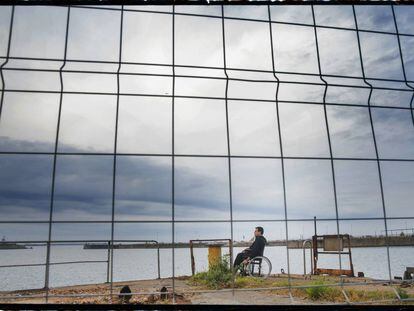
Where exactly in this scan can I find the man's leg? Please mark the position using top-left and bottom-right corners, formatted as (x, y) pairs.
(233, 252), (246, 268)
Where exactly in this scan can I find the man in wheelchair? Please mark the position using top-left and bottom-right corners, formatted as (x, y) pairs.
(233, 226), (267, 274)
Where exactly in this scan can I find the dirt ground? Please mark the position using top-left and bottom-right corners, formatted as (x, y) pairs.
(1, 274), (413, 305)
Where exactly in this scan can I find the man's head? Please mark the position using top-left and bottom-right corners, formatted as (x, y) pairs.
(254, 226), (264, 237)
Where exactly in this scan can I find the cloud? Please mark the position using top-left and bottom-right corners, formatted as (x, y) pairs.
(313, 6), (355, 29)
(0, 5), (413, 243)
(354, 6), (395, 33)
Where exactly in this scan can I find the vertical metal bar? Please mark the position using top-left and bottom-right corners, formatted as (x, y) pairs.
(310, 244), (313, 274)
(0, 6), (14, 120)
(302, 240), (313, 276)
(313, 217), (318, 273)
(390, 5), (414, 129)
(220, 5), (235, 295)
(348, 236), (354, 277)
(228, 239), (233, 271)
(44, 6), (70, 303)
(106, 241), (110, 283)
(171, 4), (176, 304)
(110, 5), (124, 301)
(0, 7), (15, 292)
(303, 243), (307, 276)
(352, 5), (393, 283)
(311, 5), (343, 275)
(267, 5), (293, 301)
(190, 240), (195, 276)
(44, 241), (50, 302)
(157, 242), (161, 279)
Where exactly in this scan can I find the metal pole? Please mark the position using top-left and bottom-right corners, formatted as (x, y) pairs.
(390, 6), (414, 130)
(171, 4), (176, 304)
(106, 241), (110, 283)
(229, 239), (233, 271)
(268, 5), (293, 300)
(310, 245), (314, 275)
(110, 5), (124, 302)
(352, 5), (393, 283)
(302, 240), (313, 276)
(109, 240), (113, 298)
(44, 5), (70, 304)
(348, 235), (355, 277)
(221, 5), (235, 297)
(313, 217), (318, 274)
(190, 240), (195, 276)
(303, 242), (307, 276)
(157, 242), (161, 279)
(44, 241), (50, 303)
(311, 5), (343, 275)
(0, 5), (15, 124)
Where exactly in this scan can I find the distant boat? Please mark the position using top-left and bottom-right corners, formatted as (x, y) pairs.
(0, 236), (31, 250)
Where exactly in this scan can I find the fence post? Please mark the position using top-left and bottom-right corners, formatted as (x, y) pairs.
(106, 241), (110, 283)
(157, 242), (161, 279)
(190, 241), (195, 276)
(44, 240), (51, 303)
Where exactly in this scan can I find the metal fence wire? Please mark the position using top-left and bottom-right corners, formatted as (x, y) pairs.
(0, 3), (413, 305)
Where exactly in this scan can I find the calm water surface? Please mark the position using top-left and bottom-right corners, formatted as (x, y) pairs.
(1, 246), (413, 291)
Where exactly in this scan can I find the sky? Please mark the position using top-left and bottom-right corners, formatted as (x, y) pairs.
(0, 5), (413, 244)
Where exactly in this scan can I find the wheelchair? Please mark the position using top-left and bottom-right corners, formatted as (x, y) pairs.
(237, 255), (272, 279)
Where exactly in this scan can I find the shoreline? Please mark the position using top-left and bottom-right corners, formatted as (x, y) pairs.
(83, 235), (414, 249)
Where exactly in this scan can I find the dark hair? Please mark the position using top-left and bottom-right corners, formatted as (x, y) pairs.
(256, 226), (264, 235)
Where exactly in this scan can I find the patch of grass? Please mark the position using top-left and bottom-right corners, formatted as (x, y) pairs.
(397, 288), (409, 300)
(303, 281), (342, 301)
(234, 276), (265, 288)
(188, 270), (414, 304)
(188, 256), (233, 289)
(189, 256), (271, 290)
(270, 280), (291, 288)
(346, 288), (396, 302)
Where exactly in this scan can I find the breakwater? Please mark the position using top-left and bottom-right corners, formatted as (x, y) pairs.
(84, 235), (414, 249)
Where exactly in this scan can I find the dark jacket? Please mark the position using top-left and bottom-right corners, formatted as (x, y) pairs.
(245, 235), (267, 258)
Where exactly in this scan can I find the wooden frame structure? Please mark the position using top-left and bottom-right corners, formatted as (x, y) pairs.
(312, 234), (355, 277)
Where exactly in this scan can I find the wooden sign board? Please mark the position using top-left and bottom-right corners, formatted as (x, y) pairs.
(323, 237), (344, 251)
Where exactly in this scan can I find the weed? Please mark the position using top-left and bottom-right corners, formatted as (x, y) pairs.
(189, 255), (233, 289)
(346, 288), (396, 302)
(397, 288), (409, 299)
(303, 281), (342, 301)
(234, 276), (265, 288)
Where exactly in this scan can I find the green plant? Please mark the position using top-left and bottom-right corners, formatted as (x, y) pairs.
(270, 280), (290, 288)
(305, 283), (328, 300)
(234, 276), (266, 288)
(347, 288), (397, 302)
(189, 255), (233, 289)
(397, 288), (409, 299)
(304, 281), (341, 301)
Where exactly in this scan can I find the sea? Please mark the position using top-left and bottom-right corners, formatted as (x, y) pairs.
(0, 246), (413, 291)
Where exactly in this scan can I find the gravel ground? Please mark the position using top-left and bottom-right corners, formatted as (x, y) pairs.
(1, 275), (413, 305)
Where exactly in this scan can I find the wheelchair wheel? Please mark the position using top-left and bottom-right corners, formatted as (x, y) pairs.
(246, 256), (272, 279)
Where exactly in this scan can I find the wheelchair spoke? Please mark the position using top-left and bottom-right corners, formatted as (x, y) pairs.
(246, 256), (272, 279)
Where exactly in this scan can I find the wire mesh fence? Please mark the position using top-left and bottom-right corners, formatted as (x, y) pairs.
(0, 3), (413, 305)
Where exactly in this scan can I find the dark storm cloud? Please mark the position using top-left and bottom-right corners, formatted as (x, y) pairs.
(0, 138), (233, 221)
